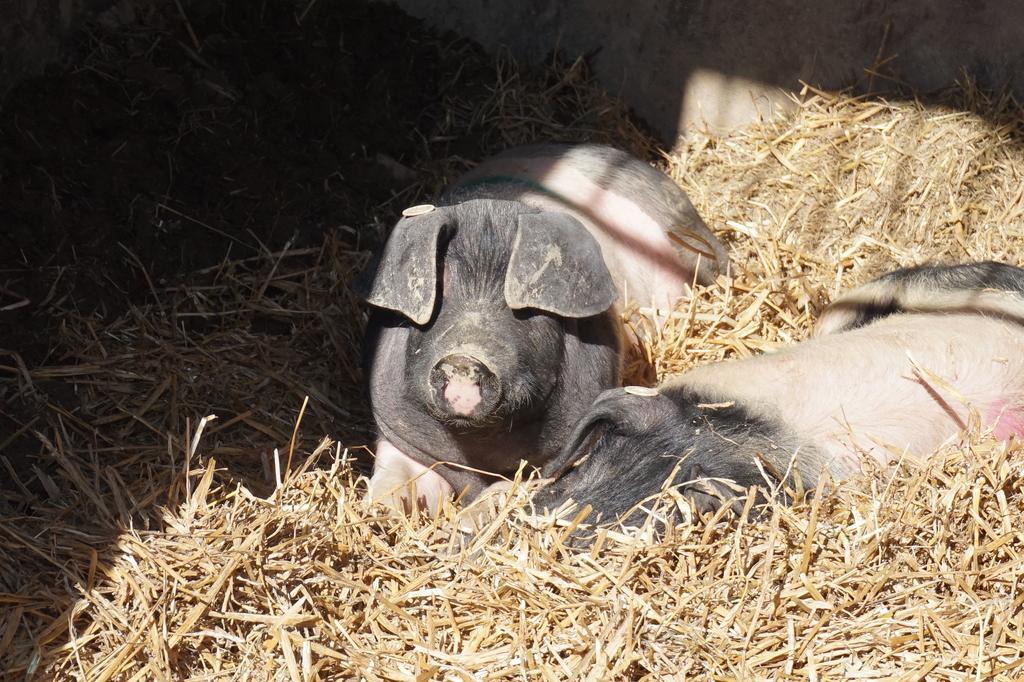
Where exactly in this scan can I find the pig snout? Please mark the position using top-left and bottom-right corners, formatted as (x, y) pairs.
(429, 353), (500, 420)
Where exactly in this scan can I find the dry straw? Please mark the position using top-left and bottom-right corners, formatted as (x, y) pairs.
(3, 56), (1024, 679)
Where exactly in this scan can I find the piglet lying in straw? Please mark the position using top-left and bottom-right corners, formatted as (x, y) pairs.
(531, 261), (1024, 524)
(358, 143), (729, 515)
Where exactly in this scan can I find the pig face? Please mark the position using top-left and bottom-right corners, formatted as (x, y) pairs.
(534, 387), (790, 524)
(361, 199), (622, 499)
(403, 280), (568, 432)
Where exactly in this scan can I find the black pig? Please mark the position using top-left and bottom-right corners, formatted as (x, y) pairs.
(360, 143), (729, 513)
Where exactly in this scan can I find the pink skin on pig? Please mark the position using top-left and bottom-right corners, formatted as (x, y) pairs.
(675, 312), (1024, 479)
(444, 377), (482, 415)
(987, 400), (1024, 440)
(517, 160), (690, 310)
(367, 440), (453, 515)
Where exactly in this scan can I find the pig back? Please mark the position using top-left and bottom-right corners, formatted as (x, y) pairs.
(448, 143), (729, 312)
(673, 311), (1024, 474)
(815, 261), (1024, 337)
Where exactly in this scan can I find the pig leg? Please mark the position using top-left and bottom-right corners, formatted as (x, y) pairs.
(815, 261), (1024, 336)
(534, 387), (808, 525)
(367, 440), (453, 515)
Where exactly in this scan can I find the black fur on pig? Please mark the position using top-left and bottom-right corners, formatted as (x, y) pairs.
(362, 198), (622, 501)
(533, 386), (805, 525)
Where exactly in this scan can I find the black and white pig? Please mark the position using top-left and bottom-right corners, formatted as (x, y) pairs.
(359, 143), (730, 513)
(532, 261), (1024, 522)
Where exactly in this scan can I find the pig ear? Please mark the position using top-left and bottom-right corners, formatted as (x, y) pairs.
(358, 210), (449, 325)
(505, 212), (616, 317)
(540, 387), (638, 480)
